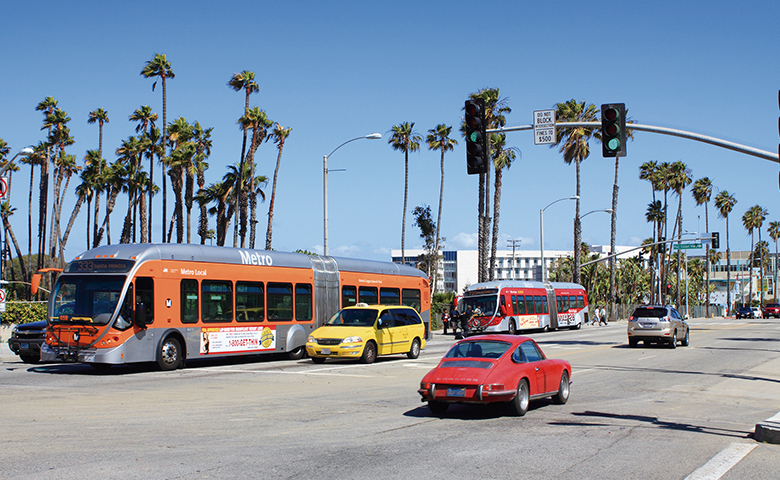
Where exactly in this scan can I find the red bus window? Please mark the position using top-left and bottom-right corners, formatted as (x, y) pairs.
(525, 295), (534, 314)
(569, 295), (577, 310)
(577, 295), (585, 308)
(542, 295), (548, 314)
(534, 295), (543, 314)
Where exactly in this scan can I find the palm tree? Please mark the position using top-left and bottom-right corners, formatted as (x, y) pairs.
(61, 157), (99, 255)
(488, 133), (519, 281)
(768, 221), (780, 301)
(228, 70), (259, 247)
(388, 122), (422, 265)
(20, 142), (45, 278)
(464, 88), (511, 282)
(692, 177), (714, 315)
(191, 122), (213, 245)
(426, 124), (456, 292)
(552, 99), (599, 285)
(715, 191), (737, 312)
(35, 97), (57, 273)
(130, 105), (158, 238)
(645, 200), (665, 302)
(743, 205), (767, 305)
(668, 161), (691, 306)
(95, 161), (127, 246)
(87, 108), (109, 248)
(141, 53), (174, 242)
(266, 123), (292, 250)
(237, 107), (272, 248)
(0, 201), (27, 285)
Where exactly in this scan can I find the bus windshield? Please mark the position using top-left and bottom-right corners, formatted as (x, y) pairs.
(51, 275), (128, 326)
(458, 295), (497, 316)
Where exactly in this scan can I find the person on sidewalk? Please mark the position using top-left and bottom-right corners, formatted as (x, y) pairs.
(599, 306), (608, 326)
(591, 307), (599, 326)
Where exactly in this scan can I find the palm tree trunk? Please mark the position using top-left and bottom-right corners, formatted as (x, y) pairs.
(433, 149), (445, 293)
(477, 171), (485, 282)
(573, 159), (582, 285)
(609, 158), (619, 320)
(726, 216), (731, 313)
(3, 217), (28, 284)
(401, 151), (408, 265)
(60, 195), (84, 256)
(265, 144), (285, 251)
(490, 169), (502, 282)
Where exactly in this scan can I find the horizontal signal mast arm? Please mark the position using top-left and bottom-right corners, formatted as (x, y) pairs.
(488, 121), (779, 164)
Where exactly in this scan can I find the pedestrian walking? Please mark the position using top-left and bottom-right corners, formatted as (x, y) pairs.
(599, 306), (608, 326)
(591, 307), (598, 326)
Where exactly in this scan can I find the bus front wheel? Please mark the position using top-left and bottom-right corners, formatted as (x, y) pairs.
(158, 337), (182, 371)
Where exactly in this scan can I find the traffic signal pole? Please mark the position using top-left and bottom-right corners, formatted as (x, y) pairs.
(488, 121), (779, 163)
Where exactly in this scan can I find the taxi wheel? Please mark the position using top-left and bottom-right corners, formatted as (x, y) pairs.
(407, 338), (421, 359)
(510, 379), (530, 416)
(311, 357), (326, 364)
(360, 341), (377, 364)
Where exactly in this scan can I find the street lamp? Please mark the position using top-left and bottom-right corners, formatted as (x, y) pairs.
(581, 208), (613, 219)
(540, 195), (579, 282)
(323, 133), (382, 256)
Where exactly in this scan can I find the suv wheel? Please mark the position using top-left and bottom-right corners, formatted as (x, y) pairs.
(669, 331), (677, 349)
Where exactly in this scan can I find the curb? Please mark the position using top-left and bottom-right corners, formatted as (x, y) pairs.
(754, 412), (780, 444)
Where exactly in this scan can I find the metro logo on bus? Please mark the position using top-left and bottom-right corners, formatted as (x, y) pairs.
(239, 250), (274, 266)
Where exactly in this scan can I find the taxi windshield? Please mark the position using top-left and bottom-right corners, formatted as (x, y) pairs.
(326, 308), (378, 327)
(51, 275), (127, 326)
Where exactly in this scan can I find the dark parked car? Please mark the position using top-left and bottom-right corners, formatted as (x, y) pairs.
(761, 303), (780, 318)
(735, 306), (754, 319)
(7, 321), (47, 364)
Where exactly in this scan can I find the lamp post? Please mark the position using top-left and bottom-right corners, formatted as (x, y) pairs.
(540, 195), (579, 282)
(323, 133), (381, 256)
(581, 208), (613, 219)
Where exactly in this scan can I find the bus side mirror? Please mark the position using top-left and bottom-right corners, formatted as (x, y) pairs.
(31, 274), (41, 295)
(134, 303), (147, 329)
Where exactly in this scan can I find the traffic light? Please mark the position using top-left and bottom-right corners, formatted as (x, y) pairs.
(711, 232), (720, 249)
(601, 103), (626, 157)
(465, 98), (488, 174)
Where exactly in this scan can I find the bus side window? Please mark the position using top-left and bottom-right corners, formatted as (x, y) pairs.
(577, 295), (585, 309)
(236, 281), (264, 322)
(358, 286), (378, 305)
(380, 287), (401, 305)
(296, 283), (313, 321)
(516, 295), (526, 315)
(525, 295), (534, 314)
(534, 295), (543, 314)
(342, 286), (357, 308)
(402, 289), (421, 311)
(542, 295), (548, 314)
(202, 280), (233, 323)
(136, 277), (154, 325)
(181, 279), (199, 324)
(268, 282), (293, 321)
(569, 295), (577, 311)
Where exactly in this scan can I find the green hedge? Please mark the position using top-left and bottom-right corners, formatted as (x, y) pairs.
(1, 302), (47, 325)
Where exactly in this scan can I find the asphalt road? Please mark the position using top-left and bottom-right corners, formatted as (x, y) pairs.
(1, 317), (779, 480)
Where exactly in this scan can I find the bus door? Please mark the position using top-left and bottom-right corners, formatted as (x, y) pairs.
(311, 256), (339, 328)
(544, 283), (558, 329)
(135, 277), (154, 326)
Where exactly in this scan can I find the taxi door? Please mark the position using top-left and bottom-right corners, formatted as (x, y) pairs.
(374, 309), (395, 355)
(390, 308), (413, 353)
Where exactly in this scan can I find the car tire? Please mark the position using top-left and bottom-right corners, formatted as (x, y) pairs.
(20, 354), (40, 364)
(628, 338), (638, 348)
(510, 379), (530, 416)
(552, 370), (570, 405)
(360, 341), (377, 364)
(429, 401), (449, 415)
(158, 337), (182, 371)
(507, 320), (517, 335)
(669, 331), (677, 349)
(311, 356), (326, 364)
(681, 329), (690, 347)
(407, 338), (421, 359)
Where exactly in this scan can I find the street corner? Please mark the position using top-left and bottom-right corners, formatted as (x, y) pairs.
(754, 412), (780, 444)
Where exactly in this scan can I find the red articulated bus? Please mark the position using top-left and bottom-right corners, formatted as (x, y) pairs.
(39, 244), (429, 370)
(457, 281), (588, 334)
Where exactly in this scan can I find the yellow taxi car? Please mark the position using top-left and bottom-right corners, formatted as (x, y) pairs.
(306, 304), (426, 364)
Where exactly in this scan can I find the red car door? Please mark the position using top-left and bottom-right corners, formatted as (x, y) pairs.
(519, 341), (546, 394)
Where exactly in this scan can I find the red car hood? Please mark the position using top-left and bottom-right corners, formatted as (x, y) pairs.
(423, 359), (496, 385)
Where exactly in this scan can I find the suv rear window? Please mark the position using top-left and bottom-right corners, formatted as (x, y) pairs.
(632, 307), (667, 318)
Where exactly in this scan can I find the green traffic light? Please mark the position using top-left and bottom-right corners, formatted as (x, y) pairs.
(469, 131), (479, 143)
(607, 138), (620, 151)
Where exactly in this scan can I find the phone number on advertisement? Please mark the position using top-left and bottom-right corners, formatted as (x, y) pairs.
(228, 338), (259, 348)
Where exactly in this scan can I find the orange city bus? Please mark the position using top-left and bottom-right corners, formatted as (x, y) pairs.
(458, 280), (589, 334)
(39, 244), (429, 370)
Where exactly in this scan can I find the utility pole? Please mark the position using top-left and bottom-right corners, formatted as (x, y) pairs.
(506, 239), (521, 280)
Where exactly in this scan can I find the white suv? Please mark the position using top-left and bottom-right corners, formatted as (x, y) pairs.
(627, 305), (689, 349)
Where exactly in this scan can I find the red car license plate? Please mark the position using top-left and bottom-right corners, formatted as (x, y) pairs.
(447, 387), (466, 397)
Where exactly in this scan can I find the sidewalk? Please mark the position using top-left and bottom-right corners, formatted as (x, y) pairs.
(0, 323), (19, 363)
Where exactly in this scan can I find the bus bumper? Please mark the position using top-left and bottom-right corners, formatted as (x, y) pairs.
(41, 342), (125, 364)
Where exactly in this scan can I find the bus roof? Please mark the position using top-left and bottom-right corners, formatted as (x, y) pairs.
(70, 244), (428, 279)
(463, 280), (585, 292)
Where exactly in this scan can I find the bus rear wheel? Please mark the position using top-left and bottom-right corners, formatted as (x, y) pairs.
(158, 337), (182, 371)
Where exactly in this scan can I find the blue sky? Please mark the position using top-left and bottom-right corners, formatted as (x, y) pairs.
(1, 1), (778, 266)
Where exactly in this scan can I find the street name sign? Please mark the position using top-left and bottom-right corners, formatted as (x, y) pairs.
(533, 110), (556, 145)
(673, 243), (703, 250)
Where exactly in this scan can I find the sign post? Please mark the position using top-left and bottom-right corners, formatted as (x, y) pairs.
(533, 110), (556, 145)
(0, 288), (6, 313)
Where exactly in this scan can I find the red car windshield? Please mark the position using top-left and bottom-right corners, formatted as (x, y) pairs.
(445, 340), (512, 359)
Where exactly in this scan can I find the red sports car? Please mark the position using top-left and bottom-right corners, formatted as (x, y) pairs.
(418, 335), (571, 416)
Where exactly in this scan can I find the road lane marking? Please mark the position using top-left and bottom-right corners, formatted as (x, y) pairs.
(683, 442), (756, 480)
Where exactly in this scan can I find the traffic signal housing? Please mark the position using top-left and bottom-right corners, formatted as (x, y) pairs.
(711, 232), (720, 249)
(465, 99), (488, 174)
(601, 103), (626, 157)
